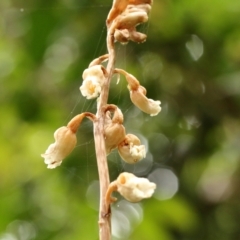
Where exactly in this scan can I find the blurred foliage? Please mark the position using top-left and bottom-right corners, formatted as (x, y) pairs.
(1, 0), (240, 239)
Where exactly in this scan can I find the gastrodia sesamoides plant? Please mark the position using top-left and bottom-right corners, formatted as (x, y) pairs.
(41, 0), (159, 239)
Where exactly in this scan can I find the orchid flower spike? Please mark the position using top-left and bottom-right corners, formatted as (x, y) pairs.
(104, 104), (126, 154)
(118, 134), (146, 163)
(106, 172), (156, 203)
(80, 65), (107, 99)
(115, 68), (161, 116)
(41, 112), (96, 169)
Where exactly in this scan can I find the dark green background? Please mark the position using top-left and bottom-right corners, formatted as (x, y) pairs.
(1, 0), (240, 239)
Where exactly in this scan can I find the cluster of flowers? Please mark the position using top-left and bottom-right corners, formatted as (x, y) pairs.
(42, 0), (158, 203)
(107, 0), (153, 44)
(104, 104), (145, 163)
(80, 56), (161, 116)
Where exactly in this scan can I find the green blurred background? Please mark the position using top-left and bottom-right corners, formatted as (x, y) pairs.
(1, 0), (240, 239)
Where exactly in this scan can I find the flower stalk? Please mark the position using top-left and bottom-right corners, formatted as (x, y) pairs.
(41, 1), (157, 239)
(92, 27), (116, 240)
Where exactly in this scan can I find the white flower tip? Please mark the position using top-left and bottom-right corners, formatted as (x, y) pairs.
(129, 143), (146, 161)
(130, 87), (161, 116)
(80, 65), (106, 99)
(118, 134), (146, 164)
(46, 160), (62, 169)
(41, 127), (77, 169)
(80, 78), (102, 99)
(148, 99), (161, 116)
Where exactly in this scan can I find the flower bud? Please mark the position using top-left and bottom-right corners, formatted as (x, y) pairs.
(118, 134), (146, 163)
(106, 172), (156, 203)
(80, 65), (107, 99)
(104, 105), (126, 154)
(41, 127), (77, 169)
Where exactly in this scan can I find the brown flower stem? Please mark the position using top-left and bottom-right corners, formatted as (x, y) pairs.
(105, 181), (118, 206)
(67, 112), (96, 133)
(93, 24), (116, 240)
(88, 54), (109, 67)
(114, 68), (140, 90)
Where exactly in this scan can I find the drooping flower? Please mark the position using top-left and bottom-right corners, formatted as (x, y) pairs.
(129, 85), (161, 116)
(118, 134), (146, 163)
(80, 65), (107, 99)
(41, 126), (77, 169)
(106, 172), (156, 203)
(114, 68), (161, 116)
(104, 105), (126, 154)
(41, 112), (96, 169)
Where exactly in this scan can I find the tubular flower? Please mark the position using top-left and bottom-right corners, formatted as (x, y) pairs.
(41, 126), (77, 169)
(41, 112), (96, 169)
(106, 172), (156, 203)
(80, 65), (107, 99)
(104, 105), (126, 154)
(115, 68), (161, 116)
(118, 134), (146, 163)
(130, 85), (161, 116)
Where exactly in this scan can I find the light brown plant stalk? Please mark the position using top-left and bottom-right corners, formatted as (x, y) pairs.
(41, 1), (156, 238)
(93, 27), (116, 240)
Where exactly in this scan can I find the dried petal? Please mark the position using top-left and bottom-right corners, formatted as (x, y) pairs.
(107, 0), (153, 28)
(129, 30), (147, 43)
(114, 29), (130, 44)
(116, 10), (148, 29)
(114, 28), (147, 44)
